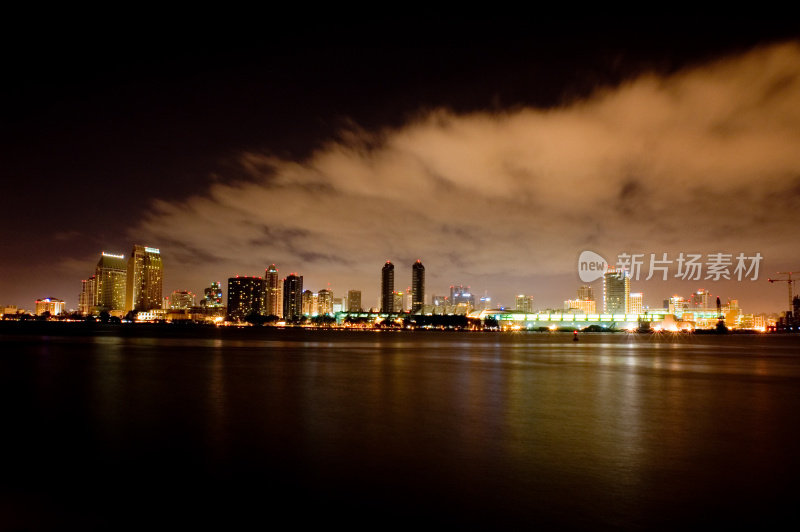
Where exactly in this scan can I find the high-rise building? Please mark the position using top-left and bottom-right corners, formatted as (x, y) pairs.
(691, 289), (713, 310)
(227, 276), (265, 321)
(35, 297), (65, 316)
(169, 290), (196, 309)
(302, 290), (315, 316)
(393, 291), (404, 313)
(95, 252), (127, 313)
(480, 294), (492, 310)
(201, 282), (223, 308)
(381, 261), (394, 313)
(515, 294), (535, 313)
(318, 289), (333, 315)
(79, 275), (96, 315)
(283, 274), (303, 321)
(125, 245), (164, 312)
(603, 268), (630, 314)
(265, 264), (282, 317)
(628, 292), (643, 314)
(450, 285), (475, 312)
(577, 285), (595, 301)
(412, 260), (425, 313)
(347, 290), (362, 312)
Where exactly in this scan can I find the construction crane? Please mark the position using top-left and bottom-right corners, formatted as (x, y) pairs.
(768, 272), (797, 317)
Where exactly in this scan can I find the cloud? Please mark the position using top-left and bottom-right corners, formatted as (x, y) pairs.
(133, 41), (800, 309)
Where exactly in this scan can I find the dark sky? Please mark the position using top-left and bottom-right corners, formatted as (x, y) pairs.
(3, 20), (799, 313)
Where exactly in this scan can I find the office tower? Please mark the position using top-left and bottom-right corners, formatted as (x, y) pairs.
(318, 289), (333, 315)
(169, 290), (196, 309)
(450, 285), (475, 312)
(283, 274), (303, 321)
(227, 276), (265, 321)
(381, 261), (394, 313)
(480, 293), (492, 310)
(201, 282), (223, 308)
(35, 298), (65, 316)
(577, 285), (595, 301)
(95, 252), (127, 312)
(411, 260), (425, 313)
(603, 268), (630, 314)
(302, 290), (315, 316)
(265, 264), (282, 317)
(515, 294), (535, 313)
(79, 275), (96, 315)
(333, 297), (344, 313)
(126, 245), (164, 312)
(347, 290), (362, 312)
(629, 292), (643, 314)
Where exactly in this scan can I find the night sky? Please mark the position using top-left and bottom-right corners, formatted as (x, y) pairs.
(3, 20), (799, 313)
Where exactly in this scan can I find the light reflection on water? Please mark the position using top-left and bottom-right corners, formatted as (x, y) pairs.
(1, 330), (799, 529)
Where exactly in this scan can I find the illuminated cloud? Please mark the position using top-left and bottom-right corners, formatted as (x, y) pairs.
(135, 42), (800, 309)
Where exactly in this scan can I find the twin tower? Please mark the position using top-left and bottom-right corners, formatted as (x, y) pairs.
(381, 260), (425, 314)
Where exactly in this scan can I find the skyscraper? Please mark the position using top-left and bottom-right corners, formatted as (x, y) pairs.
(79, 275), (96, 315)
(347, 289), (362, 312)
(302, 290), (315, 316)
(381, 261), (394, 313)
(201, 281), (223, 308)
(577, 285), (595, 301)
(515, 294), (535, 313)
(265, 264), (282, 317)
(95, 252), (127, 313)
(603, 268), (630, 314)
(318, 289), (333, 315)
(628, 292), (643, 314)
(283, 274), (303, 321)
(412, 260), (425, 313)
(227, 276), (265, 321)
(450, 285), (475, 312)
(125, 245), (164, 312)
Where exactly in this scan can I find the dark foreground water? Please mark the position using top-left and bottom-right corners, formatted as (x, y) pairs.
(2, 325), (799, 530)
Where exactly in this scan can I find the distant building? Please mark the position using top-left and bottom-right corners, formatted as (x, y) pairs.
(603, 268), (630, 314)
(577, 285), (595, 301)
(227, 276), (265, 321)
(169, 290), (196, 310)
(564, 299), (596, 314)
(347, 290), (362, 312)
(126, 245), (163, 312)
(381, 262), (394, 313)
(283, 274), (303, 321)
(79, 276), (96, 315)
(667, 295), (688, 317)
(265, 264), (282, 317)
(333, 297), (344, 313)
(690, 289), (713, 310)
(201, 281), (223, 308)
(628, 292), (643, 314)
(302, 290), (315, 316)
(480, 294), (492, 310)
(318, 289), (333, 315)
(393, 291), (404, 313)
(515, 295), (535, 313)
(412, 260), (425, 313)
(35, 297), (65, 316)
(450, 285), (475, 312)
(95, 252), (127, 313)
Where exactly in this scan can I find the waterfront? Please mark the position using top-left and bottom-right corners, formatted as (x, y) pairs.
(2, 327), (799, 529)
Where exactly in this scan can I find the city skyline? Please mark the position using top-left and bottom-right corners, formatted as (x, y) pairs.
(3, 22), (799, 314)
